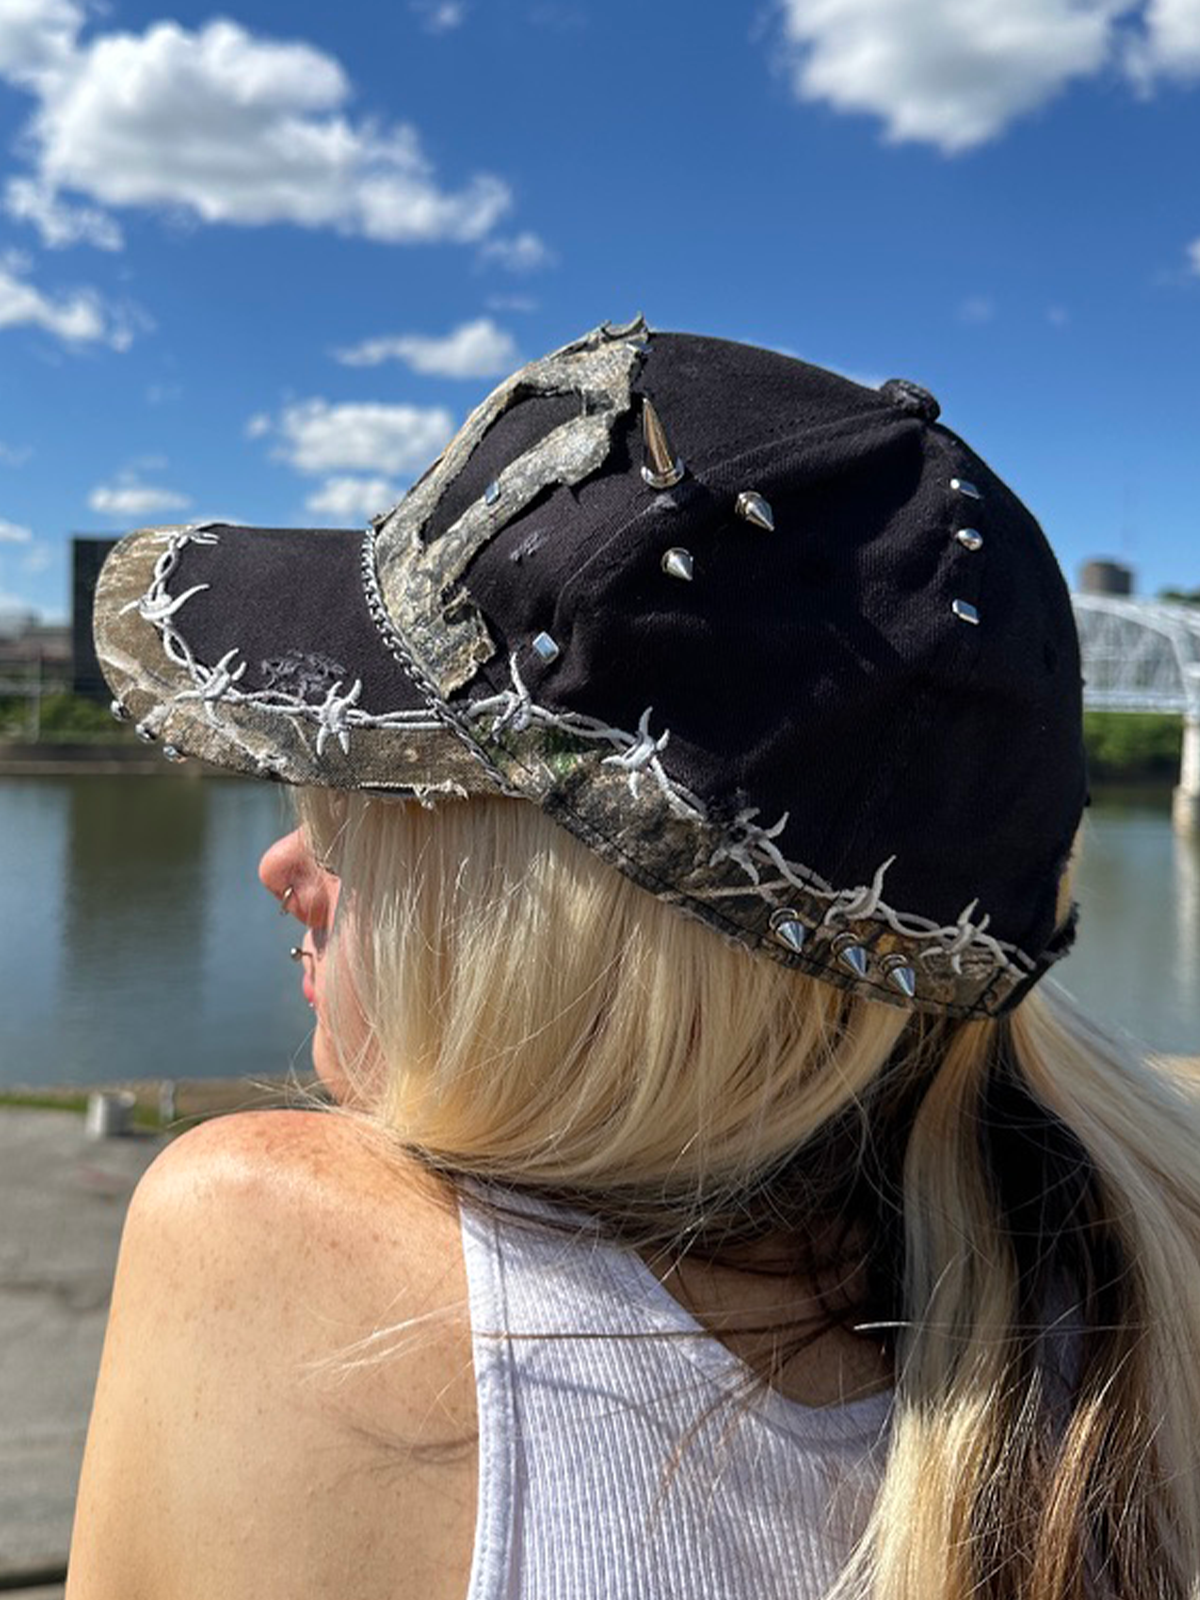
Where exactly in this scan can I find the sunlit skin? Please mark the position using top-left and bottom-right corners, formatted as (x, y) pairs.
(258, 827), (345, 1098)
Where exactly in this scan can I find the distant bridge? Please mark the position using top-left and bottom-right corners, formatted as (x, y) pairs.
(1072, 594), (1200, 831)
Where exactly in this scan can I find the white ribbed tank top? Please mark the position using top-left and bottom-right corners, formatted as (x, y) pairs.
(458, 1193), (892, 1600)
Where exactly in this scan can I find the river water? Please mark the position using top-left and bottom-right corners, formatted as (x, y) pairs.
(0, 774), (1196, 1088)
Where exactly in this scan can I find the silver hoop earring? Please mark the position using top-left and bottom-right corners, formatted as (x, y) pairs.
(279, 886), (295, 915)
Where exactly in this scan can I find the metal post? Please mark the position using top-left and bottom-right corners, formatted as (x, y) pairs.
(27, 654), (41, 742)
(1173, 713), (1200, 835)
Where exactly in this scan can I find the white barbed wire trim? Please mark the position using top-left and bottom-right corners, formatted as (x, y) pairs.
(469, 656), (704, 822)
(128, 527), (1029, 977)
(123, 525), (447, 755)
(463, 653), (1029, 976)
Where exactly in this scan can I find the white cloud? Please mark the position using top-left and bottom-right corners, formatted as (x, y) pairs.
(957, 294), (997, 324)
(0, 0), (80, 85)
(305, 475), (401, 522)
(412, 1), (467, 32)
(0, 590), (41, 627)
(258, 399), (456, 475)
(1127, 0), (1200, 83)
(2, 9), (514, 250)
(479, 231), (555, 272)
(774, 0), (1134, 152)
(88, 476), (191, 518)
(21, 539), (53, 573)
(335, 316), (518, 377)
(0, 258), (130, 347)
(5, 176), (123, 250)
(1047, 304), (1071, 326)
(486, 293), (538, 313)
(0, 518), (33, 543)
(0, 441), (32, 466)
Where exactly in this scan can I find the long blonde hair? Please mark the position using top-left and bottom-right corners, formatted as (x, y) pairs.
(297, 788), (1200, 1600)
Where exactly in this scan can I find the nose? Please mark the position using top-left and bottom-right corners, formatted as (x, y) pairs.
(259, 828), (334, 926)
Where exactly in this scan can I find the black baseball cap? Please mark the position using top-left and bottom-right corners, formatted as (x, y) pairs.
(94, 317), (1086, 1017)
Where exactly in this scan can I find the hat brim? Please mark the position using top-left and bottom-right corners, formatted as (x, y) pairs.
(94, 520), (500, 798)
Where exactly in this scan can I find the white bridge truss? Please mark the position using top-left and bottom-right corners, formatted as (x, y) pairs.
(1072, 595), (1200, 813)
(1073, 595), (1200, 719)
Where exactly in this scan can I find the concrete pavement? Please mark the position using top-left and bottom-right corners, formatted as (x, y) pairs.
(0, 1109), (165, 1589)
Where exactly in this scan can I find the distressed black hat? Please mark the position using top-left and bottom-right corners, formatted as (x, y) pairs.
(94, 317), (1086, 1017)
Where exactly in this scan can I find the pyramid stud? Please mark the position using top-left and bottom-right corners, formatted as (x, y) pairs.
(531, 631), (560, 663)
(484, 480), (502, 506)
(882, 958), (918, 999)
(769, 910), (807, 953)
(952, 599), (980, 625)
(735, 490), (775, 532)
(135, 721), (157, 743)
(835, 939), (870, 979)
(641, 398), (685, 490)
(162, 744), (186, 763)
(662, 548), (694, 582)
(950, 477), (982, 500)
(110, 698), (131, 723)
(955, 528), (983, 552)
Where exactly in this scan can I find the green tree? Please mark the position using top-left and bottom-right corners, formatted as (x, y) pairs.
(1083, 711), (1183, 780)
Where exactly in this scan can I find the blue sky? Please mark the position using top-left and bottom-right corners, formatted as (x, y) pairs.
(1, 0), (1199, 622)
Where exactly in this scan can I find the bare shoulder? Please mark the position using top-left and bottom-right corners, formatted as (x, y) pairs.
(68, 1111), (476, 1600)
(132, 1105), (452, 1226)
(116, 1109), (468, 1358)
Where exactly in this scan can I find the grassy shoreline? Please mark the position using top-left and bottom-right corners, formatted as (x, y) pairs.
(0, 1075), (325, 1130)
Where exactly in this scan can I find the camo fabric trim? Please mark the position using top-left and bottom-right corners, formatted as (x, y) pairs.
(373, 318), (647, 695)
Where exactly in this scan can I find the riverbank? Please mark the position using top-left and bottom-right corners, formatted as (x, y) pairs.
(0, 1073), (325, 1128)
(0, 740), (216, 777)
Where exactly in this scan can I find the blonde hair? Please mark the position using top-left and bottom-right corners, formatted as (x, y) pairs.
(297, 788), (1200, 1600)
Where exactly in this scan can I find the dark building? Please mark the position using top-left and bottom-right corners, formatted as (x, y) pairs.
(1079, 559), (1134, 597)
(72, 537), (119, 699)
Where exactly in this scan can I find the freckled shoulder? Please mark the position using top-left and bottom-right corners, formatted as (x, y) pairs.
(68, 1110), (477, 1600)
(121, 1108), (467, 1313)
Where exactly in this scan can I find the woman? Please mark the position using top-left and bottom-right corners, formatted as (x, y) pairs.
(70, 320), (1200, 1599)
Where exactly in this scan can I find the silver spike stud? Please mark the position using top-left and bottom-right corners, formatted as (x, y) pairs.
(484, 480), (502, 507)
(135, 721), (157, 743)
(881, 956), (918, 999)
(769, 909), (808, 954)
(735, 490), (775, 532)
(640, 398), (685, 490)
(162, 744), (186, 763)
(950, 477), (982, 500)
(110, 698), (131, 723)
(955, 528), (983, 552)
(952, 599), (980, 625)
(531, 631), (560, 663)
(834, 937), (870, 979)
(662, 548), (694, 582)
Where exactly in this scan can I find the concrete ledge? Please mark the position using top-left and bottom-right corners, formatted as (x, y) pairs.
(0, 1075), (326, 1130)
